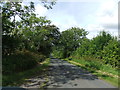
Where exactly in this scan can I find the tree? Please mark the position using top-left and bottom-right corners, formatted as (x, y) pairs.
(1, 1), (56, 55)
(58, 27), (88, 58)
(33, 24), (60, 56)
(72, 38), (91, 57)
(92, 31), (113, 51)
(2, 2), (30, 55)
(101, 37), (120, 67)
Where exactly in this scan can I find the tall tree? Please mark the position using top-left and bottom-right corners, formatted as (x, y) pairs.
(59, 27), (88, 58)
(1, 1), (57, 55)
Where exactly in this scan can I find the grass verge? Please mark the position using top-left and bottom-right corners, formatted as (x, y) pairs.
(2, 58), (50, 86)
(63, 57), (119, 87)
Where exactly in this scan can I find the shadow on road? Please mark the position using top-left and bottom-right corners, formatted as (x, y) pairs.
(45, 58), (98, 87)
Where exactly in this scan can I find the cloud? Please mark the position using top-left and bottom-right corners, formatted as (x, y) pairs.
(48, 12), (82, 32)
(86, 23), (118, 39)
(85, 0), (118, 39)
(103, 24), (118, 30)
(86, 24), (104, 32)
(85, 24), (104, 39)
(26, 0), (118, 39)
(95, 0), (118, 29)
(35, 4), (48, 16)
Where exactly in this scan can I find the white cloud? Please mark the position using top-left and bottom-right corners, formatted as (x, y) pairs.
(85, 0), (118, 39)
(85, 24), (104, 39)
(96, 0), (118, 28)
(21, 0), (118, 39)
(86, 24), (104, 32)
(49, 13), (82, 32)
(61, 16), (81, 31)
(35, 4), (48, 16)
(86, 24), (118, 39)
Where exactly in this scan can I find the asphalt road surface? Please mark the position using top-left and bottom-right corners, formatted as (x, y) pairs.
(44, 58), (116, 88)
(20, 58), (117, 88)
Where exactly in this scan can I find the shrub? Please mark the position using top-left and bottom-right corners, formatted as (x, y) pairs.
(2, 50), (46, 75)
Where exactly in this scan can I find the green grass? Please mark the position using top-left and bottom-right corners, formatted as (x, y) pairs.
(2, 58), (50, 86)
(64, 57), (119, 87)
(69, 57), (119, 76)
(94, 73), (119, 87)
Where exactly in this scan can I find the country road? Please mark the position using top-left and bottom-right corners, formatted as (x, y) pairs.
(20, 58), (117, 88)
(43, 58), (116, 88)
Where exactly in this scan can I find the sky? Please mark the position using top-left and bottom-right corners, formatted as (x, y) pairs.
(23, 0), (119, 39)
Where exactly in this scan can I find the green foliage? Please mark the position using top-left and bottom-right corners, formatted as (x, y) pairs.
(83, 57), (102, 70)
(3, 58), (50, 86)
(1, 1), (59, 86)
(71, 31), (119, 68)
(2, 1), (119, 87)
(92, 31), (113, 51)
(69, 57), (118, 76)
(3, 50), (46, 75)
(52, 47), (64, 58)
(2, 1), (60, 56)
(54, 27), (88, 58)
(72, 31), (113, 57)
(101, 38), (120, 67)
(2, 35), (22, 55)
(72, 38), (91, 57)
(66, 57), (119, 87)
(2, 2), (35, 55)
(33, 25), (60, 56)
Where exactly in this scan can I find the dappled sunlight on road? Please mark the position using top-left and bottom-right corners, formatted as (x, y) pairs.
(44, 58), (116, 88)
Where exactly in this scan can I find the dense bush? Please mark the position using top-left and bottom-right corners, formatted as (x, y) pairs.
(101, 38), (120, 67)
(53, 30), (119, 68)
(71, 31), (119, 68)
(2, 1), (60, 75)
(3, 50), (46, 74)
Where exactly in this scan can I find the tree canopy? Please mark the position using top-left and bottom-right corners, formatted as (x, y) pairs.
(2, 1), (60, 56)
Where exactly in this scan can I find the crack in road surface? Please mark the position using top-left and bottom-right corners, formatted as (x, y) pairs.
(20, 58), (117, 88)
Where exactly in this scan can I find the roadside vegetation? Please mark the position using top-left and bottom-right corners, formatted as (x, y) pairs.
(1, 1), (58, 86)
(3, 58), (50, 86)
(1, 1), (119, 87)
(63, 57), (119, 87)
(52, 30), (120, 87)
